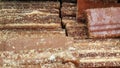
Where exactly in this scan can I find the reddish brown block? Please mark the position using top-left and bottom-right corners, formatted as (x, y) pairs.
(86, 7), (120, 38)
(77, 0), (120, 22)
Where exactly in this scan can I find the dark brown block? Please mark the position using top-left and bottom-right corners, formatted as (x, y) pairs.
(66, 23), (88, 39)
(86, 7), (120, 38)
(61, 6), (76, 17)
(31, 2), (60, 9)
(61, 3), (76, 17)
(0, 2), (60, 9)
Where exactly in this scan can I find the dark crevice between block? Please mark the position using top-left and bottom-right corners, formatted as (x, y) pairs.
(65, 26), (68, 36)
(59, 0), (64, 29)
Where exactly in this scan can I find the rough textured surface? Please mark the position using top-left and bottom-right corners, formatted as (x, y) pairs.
(0, 1), (120, 68)
(62, 2), (76, 8)
(0, 9), (61, 29)
(66, 22), (88, 39)
(0, 9), (60, 24)
(0, 39), (120, 68)
(62, 17), (76, 26)
(61, 2), (76, 17)
(61, 6), (76, 17)
(41, 62), (76, 68)
(0, 2), (60, 9)
(0, 9), (59, 15)
(73, 39), (120, 68)
(86, 7), (120, 38)
(0, 24), (62, 30)
(0, 29), (73, 51)
(77, 0), (120, 22)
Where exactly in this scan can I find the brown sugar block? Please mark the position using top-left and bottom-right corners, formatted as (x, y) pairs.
(61, 3), (76, 17)
(41, 62), (76, 68)
(0, 16), (61, 25)
(74, 39), (120, 48)
(0, 2), (60, 9)
(86, 7), (120, 26)
(89, 31), (120, 38)
(89, 24), (120, 32)
(31, 2), (60, 9)
(61, 6), (76, 17)
(37, 9), (59, 14)
(73, 39), (120, 58)
(86, 7), (120, 38)
(75, 39), (120, 68)
(0, 9), (59, 18)
(62, 17), (76, 26)
(0, 49), (77, 67)
(21, 12), (60, 24)
(77, 0), (120, 22)
(66, 23), (88, 39)
(3, 30), (73, 51)
(0, 29), (66, 37)
(0, 48), (76, 66)
(0, 9), (60, 24)
(0, 9), (59, 15)
(1, 65), (41, 68)
(0, 23), (62, 31)
(0, 38), (120, 68)
(62, 2), (76, 7)
(0, 10), (61, 29)
(79, 58), (120, 68)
